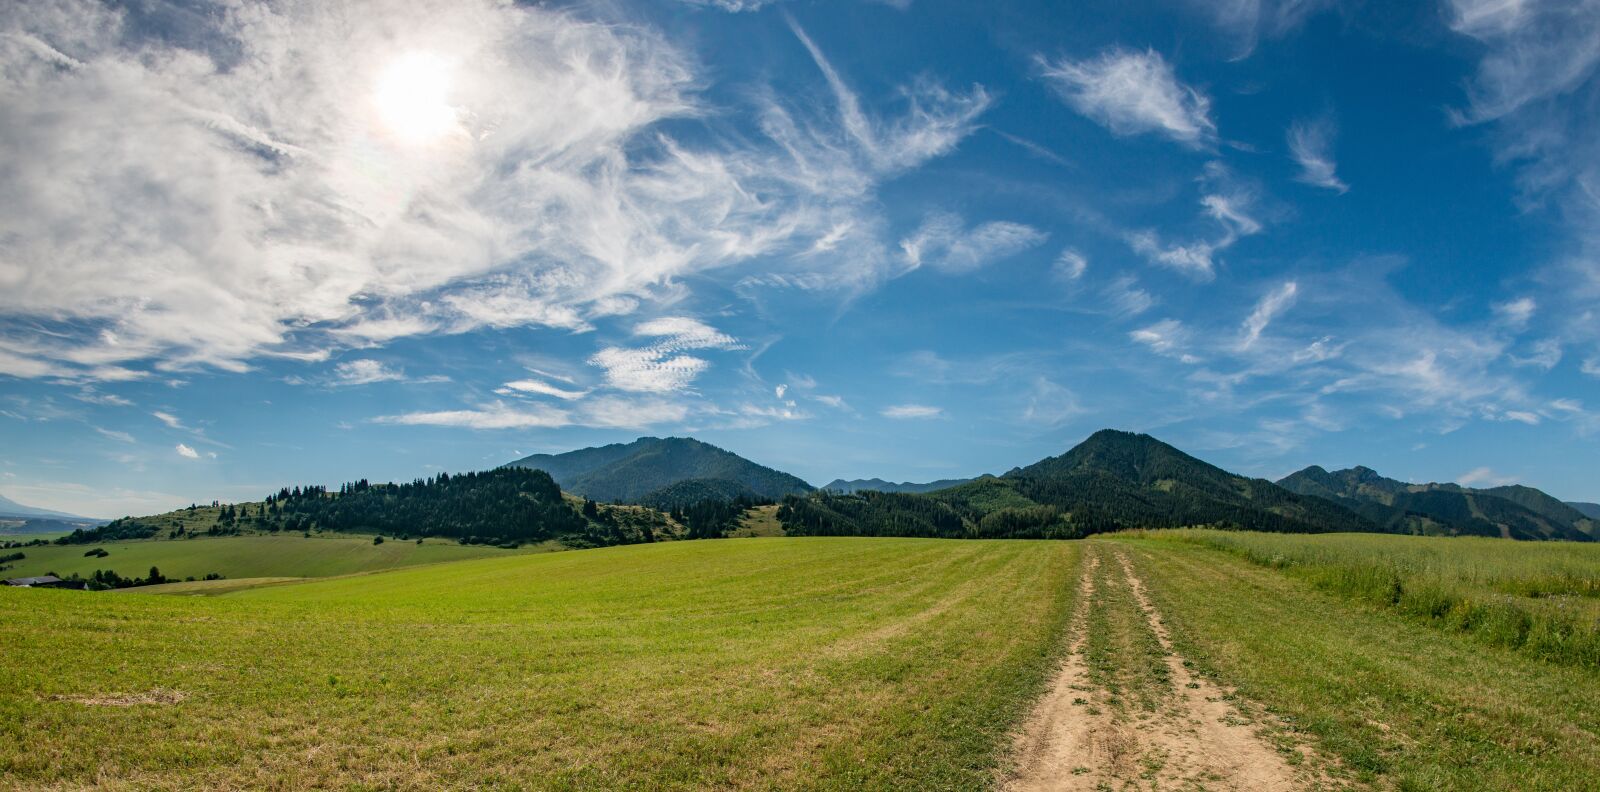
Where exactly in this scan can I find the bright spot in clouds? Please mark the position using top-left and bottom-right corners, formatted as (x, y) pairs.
(373, 51), (460, 145)
(175, 444), (199, 459)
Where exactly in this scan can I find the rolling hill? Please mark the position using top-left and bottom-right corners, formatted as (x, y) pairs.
(1572, 502), (1600, 520)
(781, 430), (1373, 538)
(508, 437), (813, 504)
(821, 477), (974, 494)
(1276, 466), (1596, 541)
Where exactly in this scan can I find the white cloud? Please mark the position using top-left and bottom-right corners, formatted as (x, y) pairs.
(1130, 319), (1200, 363)
(1240, 281), (1299, 349)
(1104, 275), (1156, 316)
(1287, 115), (1349, 193)
(774, 384), (788, 399)
(588, 316), (741, 393)
(0, 0), (990, 380)
(1021, 377), (1083, 427)
(374, 396), (687, 430)
(332, 359), (406, 386)
(1127, 232), (1218, 280)
(175, 443), (199, 459)
(1457, 465), (1518, 487)
(73, 388), (133, 407)
(1037, 48), (1215, 146)
(1493, 296), (1536, 328)
(1201, 193), (1263, 237)
(1509, 337), (1561, 369)
(499, 378), (590, 401)
(899, 212), (1048, 274)
(1194, 0), (1337, 58)
(881, 403), (942, 419)
(1447, 0), (1600, 123)
(94, 426), (134, 443)
(1584, 357), (1600, 377)
(1053, 249), (1089, 281)
(152, 411), (184, 430)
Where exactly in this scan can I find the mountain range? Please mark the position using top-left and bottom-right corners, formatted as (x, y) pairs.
(501, 431), (1593, 543)
(821, 478), (974, 495)
(1276, 466), (1598, 541)
(0, 492), (106, 533)
(507, 437), (813, 504)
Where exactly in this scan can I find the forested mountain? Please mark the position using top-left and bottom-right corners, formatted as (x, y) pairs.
(636, 478), (761, 510)
(1572, 502), (1600, 520)
(782, 430), (1372, 539)
(1276, 466), (1595, 541)
(508, 437), (812, 503)
(820, 477), (974, 494)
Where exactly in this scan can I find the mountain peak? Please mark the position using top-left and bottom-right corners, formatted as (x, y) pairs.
(508, 436), (812, 503)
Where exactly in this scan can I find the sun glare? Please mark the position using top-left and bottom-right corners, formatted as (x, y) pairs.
(372, 51), (459, 145)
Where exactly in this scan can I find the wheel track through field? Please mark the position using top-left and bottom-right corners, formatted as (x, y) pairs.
(1005, 545), (1335, 791)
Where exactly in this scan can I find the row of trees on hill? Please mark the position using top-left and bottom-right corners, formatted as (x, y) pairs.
(268, 469), (588, 544)
(778, 491), (1088, 539)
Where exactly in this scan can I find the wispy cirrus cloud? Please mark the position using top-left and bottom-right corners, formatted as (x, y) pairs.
(1037, 48), (1215, 146)
(1240, 281), (1299, 349)
(899, 212), (1048, 274)
(1288, 114), (1349, 193)
(881, 403), (943, 419)
(374, 396), (690, 430)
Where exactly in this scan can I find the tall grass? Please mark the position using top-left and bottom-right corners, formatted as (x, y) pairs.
(1152, 530), (1600, 668)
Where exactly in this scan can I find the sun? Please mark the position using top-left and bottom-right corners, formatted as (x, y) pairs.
(372, 51), (459, 145)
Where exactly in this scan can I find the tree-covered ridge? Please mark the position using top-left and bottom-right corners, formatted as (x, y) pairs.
(779, 430), (1374, 539)
(636, 478), (760, 510)
(508, 436), (813, 503)
(1277, 466), (1595, 541)
(262, 468), (589, 544)
(819, 477), (975, 495)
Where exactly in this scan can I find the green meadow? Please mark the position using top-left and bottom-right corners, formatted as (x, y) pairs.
(3, 531), (1599, 790)
(1157, 529), (1600, 667)
(0, 538), (1077, 790)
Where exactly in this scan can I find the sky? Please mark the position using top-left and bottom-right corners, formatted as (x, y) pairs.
(2, 0), (1599, 518)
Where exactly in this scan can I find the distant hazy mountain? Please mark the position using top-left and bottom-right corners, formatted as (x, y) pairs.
(509, 437), (813, 504)
(0, 492), (97, 521)
(821, 477), (974, 495)
(1570, 502), (1600, 520)
(1276, 466), (1595, 541)
(782, 429), (1373, 538)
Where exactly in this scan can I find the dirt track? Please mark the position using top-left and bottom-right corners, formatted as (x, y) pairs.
(1004, 545), (1332, 791)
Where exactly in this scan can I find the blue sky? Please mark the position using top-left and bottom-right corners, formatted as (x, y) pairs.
(2, 0), (1599, 517)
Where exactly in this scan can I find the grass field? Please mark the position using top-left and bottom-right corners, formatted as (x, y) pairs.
(4, 531), (1598, 790)
(1107, 534), (1600, 790)
(1158, 529), (1600, 667)
(0, 538), (1077, 790)
(1, 533), (550, 583)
